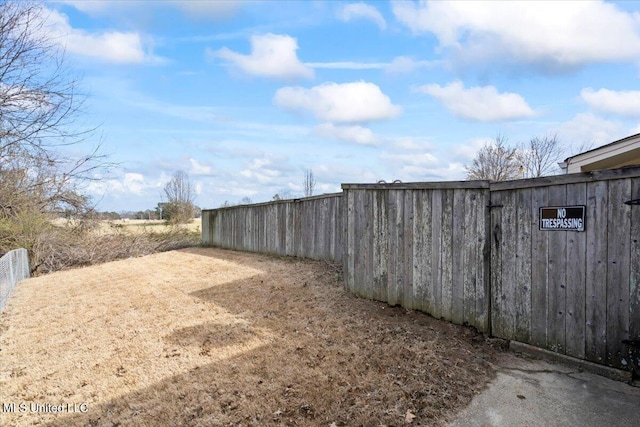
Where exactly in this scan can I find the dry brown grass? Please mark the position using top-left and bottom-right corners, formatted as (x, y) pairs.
(0, 248), (498, 426)
(98, 219), (201, 236)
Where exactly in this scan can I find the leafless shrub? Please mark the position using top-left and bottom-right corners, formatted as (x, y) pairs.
(30, 224), (200, 275)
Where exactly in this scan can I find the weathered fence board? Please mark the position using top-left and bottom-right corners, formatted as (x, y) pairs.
(585, 180), (608, 364)
(630, 177), (640, 374)
(565, 183), (587, 360)
(606, 179), (631, 368)
(530, 186), (549, 349)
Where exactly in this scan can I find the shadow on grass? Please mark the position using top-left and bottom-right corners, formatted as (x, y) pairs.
(40, 248), (496, 427)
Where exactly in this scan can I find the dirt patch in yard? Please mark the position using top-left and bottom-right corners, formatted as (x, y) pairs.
(0, 248), (499, 426)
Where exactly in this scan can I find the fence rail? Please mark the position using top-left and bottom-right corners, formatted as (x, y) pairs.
(0, 248), (30, 313)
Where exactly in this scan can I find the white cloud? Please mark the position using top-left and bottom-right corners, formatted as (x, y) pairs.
(416, 80), (535, 122)
(304, 61), (386, 70)
(313, 123), (379, 146)
(385, 56), (437, 74)
(213, 34), (314, 80)
(45, 9), (160, 64)
(239, 156), (288, 185)
(338, 3), (387, 30)
(189, 158), (213, 176)
(381, 151), (437, 166)
(558, 113), (624, 149)
(581, 88), (640, 118)
(452, 138), (492, 161)
(379, 149), (466, 182)
(392, 137), (434, 151)
(392, 1), (640, 70)
(274, 81), (402, 123)
(86, 172), (163, 197)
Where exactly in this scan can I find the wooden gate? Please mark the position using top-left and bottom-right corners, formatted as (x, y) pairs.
(489, 167), (640, 374)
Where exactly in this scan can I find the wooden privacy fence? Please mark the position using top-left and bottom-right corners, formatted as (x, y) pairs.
(489, 168), (640, 373)
(202, 166), (640, 376)
(202, 193), (343, 261)
(341, 182), (491, 334)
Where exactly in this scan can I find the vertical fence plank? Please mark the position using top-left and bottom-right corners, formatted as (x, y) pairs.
(515, 188), (532, 343)
(440, 189), (454, 321)
(548, 185), (568, 354)
(431, 190), (443, 319)
(363, 191), (373, 299)
(606, 179), (631, 367)
(353, 191), (365, 297)
(629, 177), (640, 375)
(414, 190), (432, 314)
(403, 190), (415, 309)
(373, 190), (388, 302)
(346, 191), (355, 292)
(389, 190), (405, 306)
(463, 190), (478, 327)
(490, 190), (504, 338)
(451, 189), (465, 324)
(531, 186), (549, 348)
(565, 183), (587, 359)
(501, 190), (517, 341)
(477, 190), (490, 333)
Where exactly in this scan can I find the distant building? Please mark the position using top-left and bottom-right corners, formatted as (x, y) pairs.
(559, 132), (640, 174)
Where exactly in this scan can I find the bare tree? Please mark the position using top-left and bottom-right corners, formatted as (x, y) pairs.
(465, 134), (520, 181)
(163, 171), (196, 224)
(518, 134), (564, 178)
(0, 2), (108, 270)
(303, 168), (316, 197)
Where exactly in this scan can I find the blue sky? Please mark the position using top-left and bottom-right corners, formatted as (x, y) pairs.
(45, 1), (640, 211)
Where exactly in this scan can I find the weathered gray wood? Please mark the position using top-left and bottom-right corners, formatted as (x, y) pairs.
(585, 180), (608, 364)
(547, 185), (568, 354)
(353, 190), (365, 297)
(373, 190), (388, 301)
(606, 179), (631, 367)
(346, 190), (355, 292)
(412, 191), (428, 312)
(431, 190), (443, 319)
(501, 190), (517, 341)
(515, 188), (532, 343)
(629, 177), (640, 375)
(476, 190), (490, 333)
(440, 189), (454, 321)
(565, 183), (587, 359)
(462, 190), (476, 326)
(363, 191), (373, 299)
(451, 189), (466, 325)
(387, 190), (404, 306)
(490, 190), (503, 338)
(403, 190), (415, 309)
(530, 186), (549, 349)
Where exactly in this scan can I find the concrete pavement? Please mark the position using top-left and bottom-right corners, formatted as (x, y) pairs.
(449, 352), (640, 427)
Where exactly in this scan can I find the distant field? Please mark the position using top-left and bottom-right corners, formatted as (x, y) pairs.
(102, 218), (201, 235)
